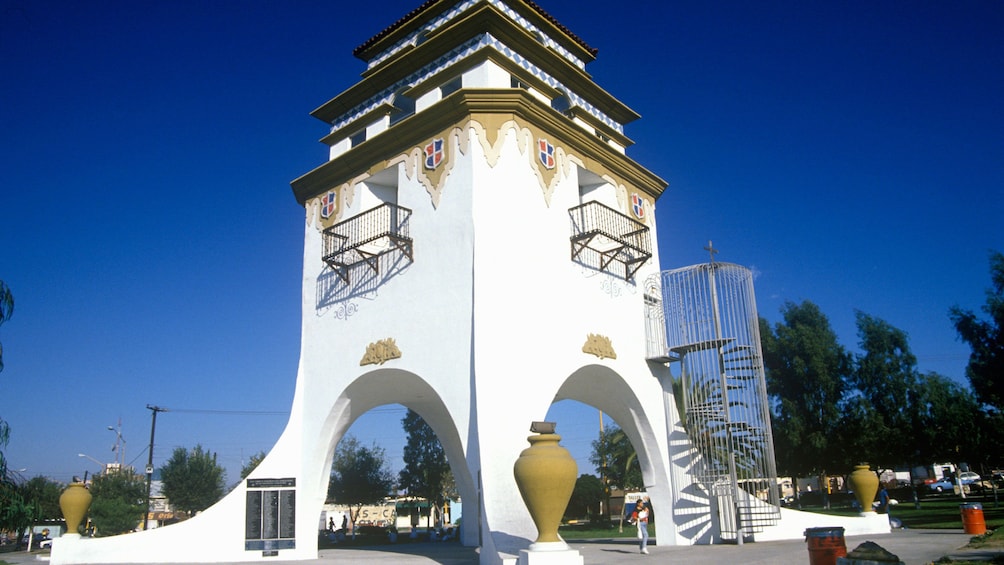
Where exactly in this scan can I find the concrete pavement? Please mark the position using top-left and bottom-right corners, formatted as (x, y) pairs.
(2, 528), (997, 565)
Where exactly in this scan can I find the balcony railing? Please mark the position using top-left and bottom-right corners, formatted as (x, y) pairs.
(643, 290), (677, 363)
(568, 200), (652, 281)
(322, 203), (413, 283)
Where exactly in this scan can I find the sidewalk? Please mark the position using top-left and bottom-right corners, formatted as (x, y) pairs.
(567, 529), (982, 564)
(2, 528), (996, 565)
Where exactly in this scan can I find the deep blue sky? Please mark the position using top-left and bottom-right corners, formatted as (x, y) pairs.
(2, 0), (1001, 484)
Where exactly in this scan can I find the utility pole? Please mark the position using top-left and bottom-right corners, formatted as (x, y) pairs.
(144, 404), (167, 530)
(107, 418), (125, 468)
(599, 410), (610, 525)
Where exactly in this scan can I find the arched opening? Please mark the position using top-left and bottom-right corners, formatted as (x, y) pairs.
(540, 364), (675, 546)
(321, 404), (406, 544)
(544, 399), (639, 525)
(323, 403), (463, 543)
(317, 369), (478, 549)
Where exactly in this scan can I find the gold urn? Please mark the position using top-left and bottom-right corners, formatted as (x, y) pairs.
(59, 481), (92, 535)
(848, 463), (879, 514)
(513, 422), (578, 547)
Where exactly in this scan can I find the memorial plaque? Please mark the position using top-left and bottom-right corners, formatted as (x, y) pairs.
(248, 478), (296, 489)
(245, 491), (262, 540)
(245, 480), (296, 552)
(279, 490), (296, 538)
(262, 490), (279, 539)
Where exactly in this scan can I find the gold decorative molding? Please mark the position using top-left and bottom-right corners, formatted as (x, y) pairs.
(414, 127), (467, 208)
(474, 116), (567, 206)
(582, 333), (616, 360)
(302, 92), (665, 228)
(360, 338), (402, 366)
(307, 171), (367, 231)
(292, 90), (666, 206)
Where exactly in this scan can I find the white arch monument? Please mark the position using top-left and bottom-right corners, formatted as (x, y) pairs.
(52, 1), (889, 564)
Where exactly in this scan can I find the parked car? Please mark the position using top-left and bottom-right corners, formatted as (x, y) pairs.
(959, 472), (981, 485)
(927, 478), (955, 493)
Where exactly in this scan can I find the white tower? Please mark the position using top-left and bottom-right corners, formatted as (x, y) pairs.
(287, 1), (676, 561)
(53, 2), (707, 564)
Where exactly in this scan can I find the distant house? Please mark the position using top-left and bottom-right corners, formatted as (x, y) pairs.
(146, 470), (183, 528)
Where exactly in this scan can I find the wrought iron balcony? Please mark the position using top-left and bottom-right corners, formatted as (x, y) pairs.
(322, 203), (413, 283)
(568, 200), (652, 280)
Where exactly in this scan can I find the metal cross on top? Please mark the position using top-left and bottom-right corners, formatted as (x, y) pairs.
(704, 240), (719, 264)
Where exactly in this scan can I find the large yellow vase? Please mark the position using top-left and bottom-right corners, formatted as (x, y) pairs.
(513, 431), (578, 546)
(59, 481), (92, 535)
(848, 464), (879, 514)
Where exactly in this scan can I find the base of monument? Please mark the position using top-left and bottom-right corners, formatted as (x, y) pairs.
(517, 547), (584, 565)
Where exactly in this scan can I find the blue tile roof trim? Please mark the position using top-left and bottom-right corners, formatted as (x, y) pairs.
(366, 0), (587, 71)
(331, 33), (624, 136)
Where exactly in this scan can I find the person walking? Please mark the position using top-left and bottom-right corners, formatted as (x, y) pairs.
(636, 498), (650, 554)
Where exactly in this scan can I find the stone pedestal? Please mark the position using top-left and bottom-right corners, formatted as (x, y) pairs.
(50, 533), (85, 565)
(517, 548), (585, 565)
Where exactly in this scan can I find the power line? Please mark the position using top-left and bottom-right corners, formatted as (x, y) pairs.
(166, 408), (288, 416)
(164, 405), (405, 417)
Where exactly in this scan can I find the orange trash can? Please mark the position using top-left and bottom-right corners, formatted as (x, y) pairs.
(960, 502), (986, 535)
(804, 526), (847, 565)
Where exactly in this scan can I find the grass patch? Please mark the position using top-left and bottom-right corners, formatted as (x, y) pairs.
(933, 556), (1004, 565)
(930, 524), (1004, 564)
(893, 498), (1004, 530)
(558, 521), (652, 540)
(966, 527), (1004, 550)
(801, 494), (1004, 530)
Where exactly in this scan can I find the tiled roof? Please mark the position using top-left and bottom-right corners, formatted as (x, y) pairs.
(353, 0), (440, 58)
(353, 0), (597, 59)
(523, 0), (597, 56)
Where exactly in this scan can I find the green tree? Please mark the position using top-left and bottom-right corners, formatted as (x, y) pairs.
(760, 301), (850, 482)
(398, 410), (455, 529)
(0, 429), (14, 516)
(590, 425), (641, 492)
(913, 372), (982, 466)
(968, 409), (1004, 474)
(160, 445), (226, 515)
(20, 476), (63, 521)
(950, 251), (1004, 411)
(0, 281), (26, 543)
(566, 474), (604, 521)
(89, 469), (147, 536)
(590, 425), (641, 529)
(845, 312), (923, 469)
(0, 477), (59, 550)
(240, 451), (267, 481)
(0, 280), (13, 479)
(0, 280), (12, 374)
(0, 472), (38, 547)
(328, 435), (394, 536)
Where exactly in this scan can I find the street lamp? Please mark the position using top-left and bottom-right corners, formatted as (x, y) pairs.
(78, 453), (104, 469)
(78, 453), (104, 484)
(108, 421), (125, 467)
